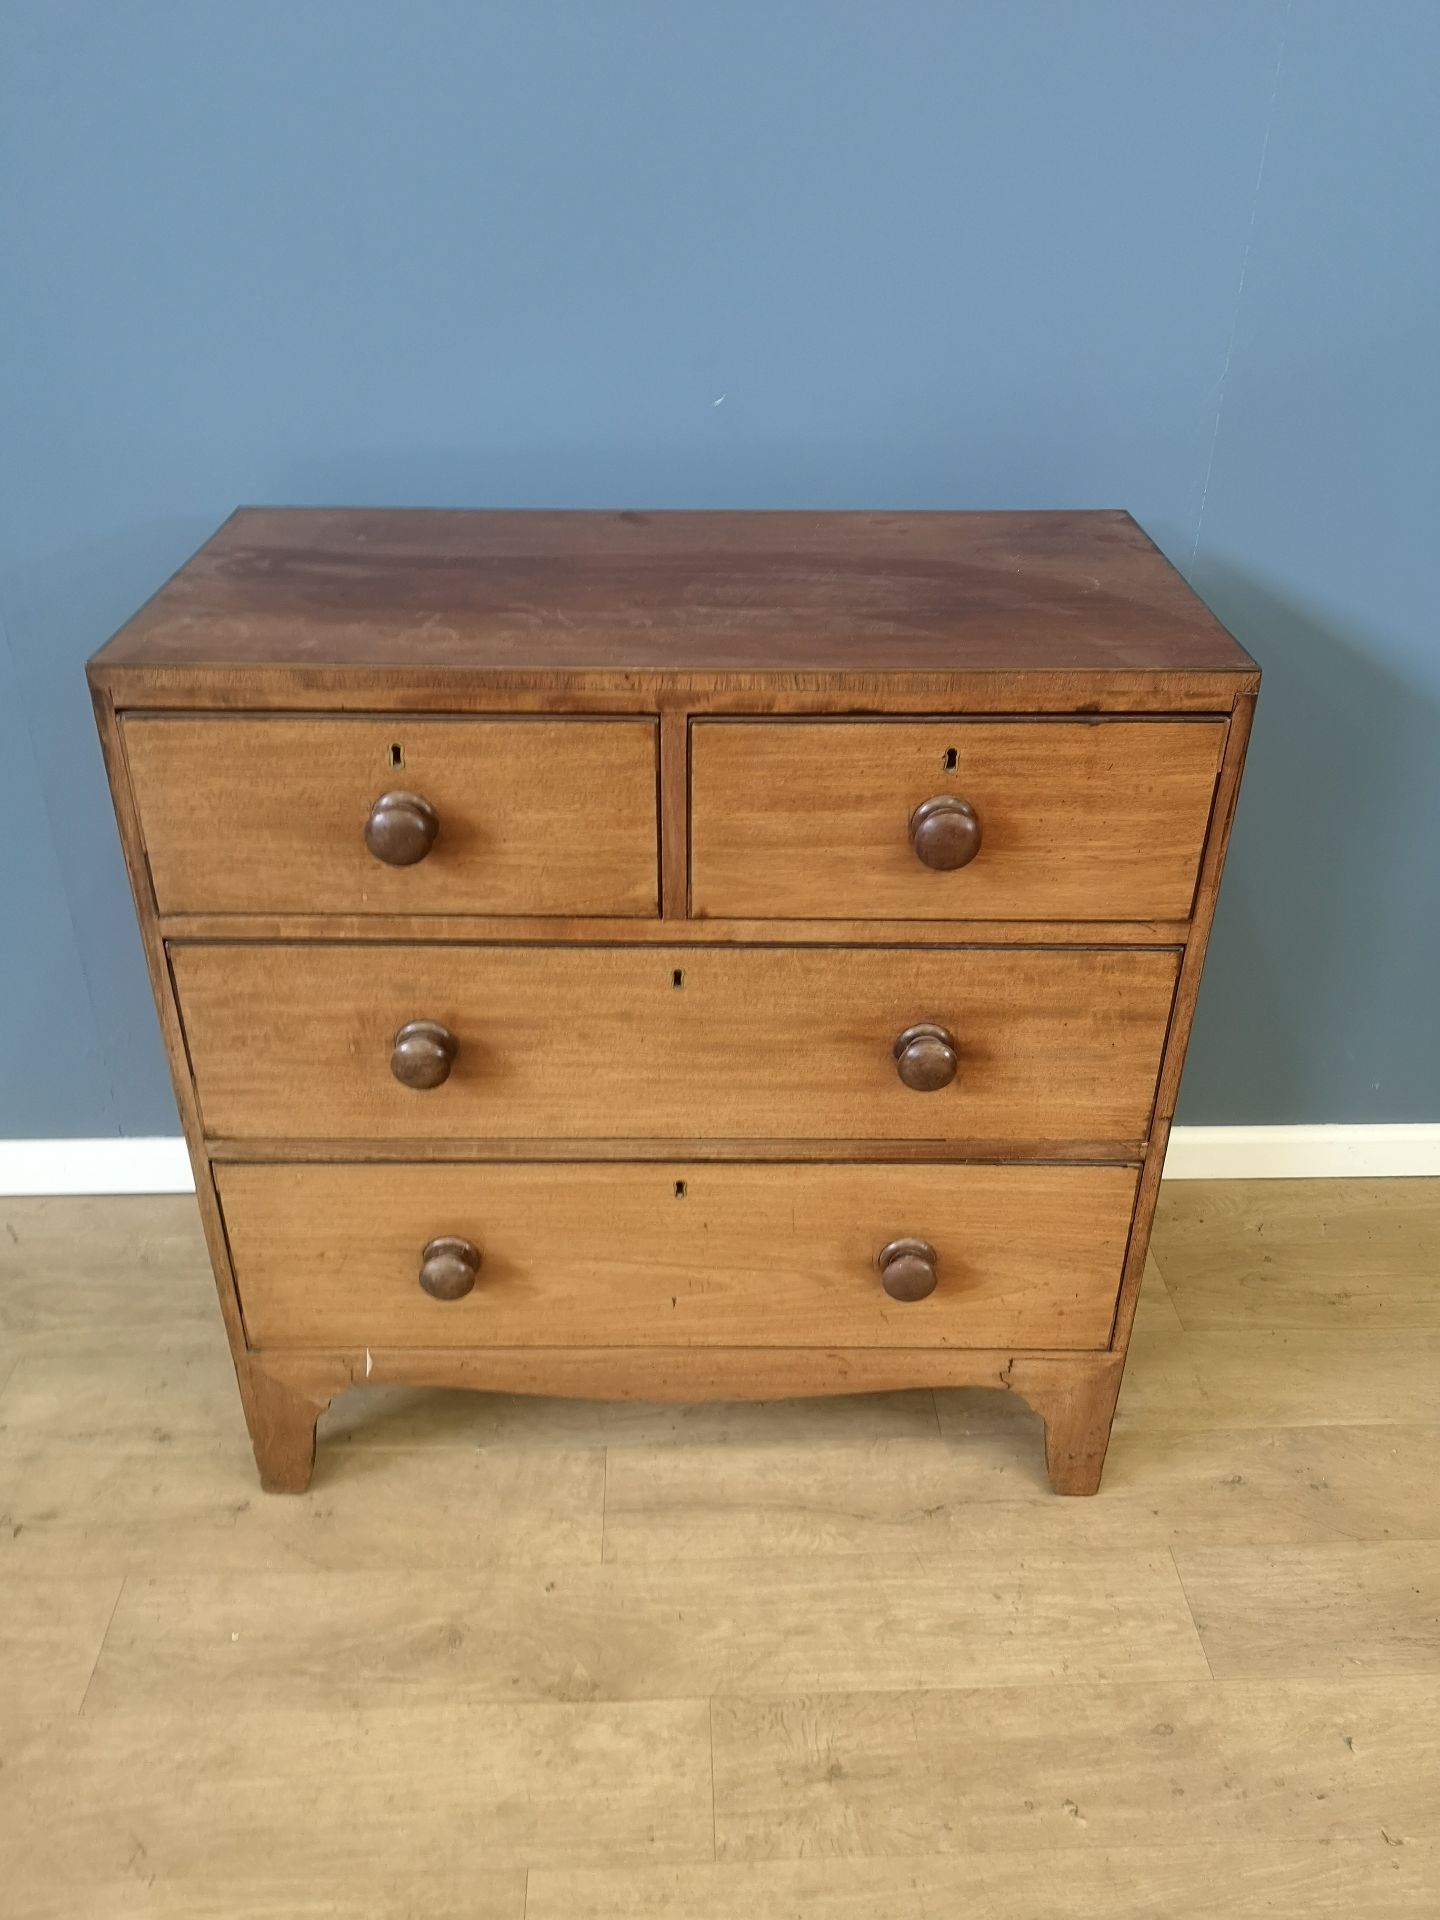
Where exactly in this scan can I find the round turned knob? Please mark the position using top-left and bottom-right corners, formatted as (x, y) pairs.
(418, 1235), (481, 1301)
(390, 1019), (458, 1090)
(365, 790), (439, 866)
(909, 795), (982, 871)
(893, 1023), (959, 1092)
(877, 1237), (939, 1303)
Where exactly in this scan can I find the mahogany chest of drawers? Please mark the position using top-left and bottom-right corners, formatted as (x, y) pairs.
(88, 508), (1257, 1494)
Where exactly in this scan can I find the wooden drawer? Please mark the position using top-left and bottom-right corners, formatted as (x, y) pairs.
(175, 942), (1177, 1144)
(690, 719), (1224, 921)
(123, 715), (659, 915)
(219, 1160), (1139, 1351)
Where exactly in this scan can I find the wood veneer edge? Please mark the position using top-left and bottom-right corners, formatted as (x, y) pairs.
(157, 914), (1193, 946)
(1108, 689), (1258, 1352)
(200, 1139), (1150, 1166)
(89, 666), (1261, 714)
(89, 684), (253, 1353)
(658, 702), (689, 917)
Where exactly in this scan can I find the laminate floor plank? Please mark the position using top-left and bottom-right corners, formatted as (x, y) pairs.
(0, 1198), (218, 1355)
(602, 1424), (1440, 1561)
(1132, 1266), (1185, 1332)
(1112, 1328), (1440, 1430)
(1152, 1178), (1440, 1330)
(7, 1873), (523, 1920)
(0, 1701), (711, 1889)
(0, 1440), (605, 1573)
(83, 1551), (1207, 1714)
(1176, 1540), (1440, 1679)
(0, 1570), (123, 1717)
(710, 1677), (1440, 1861)
(0, 1347), (243, 1450)
(527, 1836), (1440, 1919)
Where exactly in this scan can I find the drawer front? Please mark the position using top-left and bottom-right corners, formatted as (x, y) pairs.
(124, 716), (659, 916)
(176, 943), (1177, 1144)
(220, 1161), (1138, 1351)
(690, 719), (1224, 921)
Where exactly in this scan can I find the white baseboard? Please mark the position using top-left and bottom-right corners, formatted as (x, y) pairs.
(1158, 1124), (1440, 1180)
(1, 1126), (1438, 1196)
(0, 1138), (195, 1196)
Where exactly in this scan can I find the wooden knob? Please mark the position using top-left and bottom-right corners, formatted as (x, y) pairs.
(390, 1020), (457, 1089)
(365, 791), (438, 866)
(877, 1237), (939, 1303)
(893, 1023), (958, 1092)
(909, 796), (982, 871)
(419, 1236), (481, 1301)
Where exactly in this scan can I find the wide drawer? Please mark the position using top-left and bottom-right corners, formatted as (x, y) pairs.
(219, 1161), (1139, 1351)
(690, 719), (1225, 920)
(175, 942), (1177, 1144)
(123, 715), (659, 915)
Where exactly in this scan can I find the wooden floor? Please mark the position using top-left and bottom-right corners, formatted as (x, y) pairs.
(2, 1180), (1438, 1917)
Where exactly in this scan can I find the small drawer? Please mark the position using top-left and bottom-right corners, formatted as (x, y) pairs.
(219, 1160), (1138, 1352)
(175, 942), (1177, 1145)
(690, 719), (1225, 921)
(123, 715), (659, 916)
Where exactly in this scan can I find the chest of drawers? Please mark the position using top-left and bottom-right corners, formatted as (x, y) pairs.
(89, 508), (1257, 1495)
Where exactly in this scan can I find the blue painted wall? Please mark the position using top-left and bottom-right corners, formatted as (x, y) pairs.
(2, 1), (1436, 1135)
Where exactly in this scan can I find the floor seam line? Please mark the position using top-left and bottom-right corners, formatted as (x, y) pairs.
(709, 1695), (718, 1862)
(1168, 1545), (1217, 1681)
(78, 1571), (128, 1717)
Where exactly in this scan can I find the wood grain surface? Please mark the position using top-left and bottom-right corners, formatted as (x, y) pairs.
(709, 1677), (1440, 1860)
(522, 1844), (1440, 1920)
(1105, 692), (1254, 1350)
(91, 507), (1257, 680)
(691, 718), (1224, 920)
(159, 910), (1192, 946)
(1154, 1177), (1440, 1328)
(173, 941), (1178, 1144)
(84, 1551), (1208, 1712)
(217, 1160), (1137, 1352)
(123, 714), (659, 916)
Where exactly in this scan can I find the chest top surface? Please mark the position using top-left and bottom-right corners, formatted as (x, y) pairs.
(89, 507), (1256, 695)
